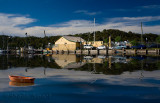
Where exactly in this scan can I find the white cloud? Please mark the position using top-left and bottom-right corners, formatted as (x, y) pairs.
(0, 13), (160, 37)
(0, 13), (36, 36)
(51, 20), (93, 27)
(74, 10), (101, 16)
(0, 13), (36, 27)
(107, 16), (160, 23)
(141, 5), (160, 9)
(122, 16), (160, 21)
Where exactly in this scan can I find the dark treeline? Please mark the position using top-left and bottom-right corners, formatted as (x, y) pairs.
(0, 29), (159, 49)
(0, 35), (60, 49)
(73, 29), (159, 43)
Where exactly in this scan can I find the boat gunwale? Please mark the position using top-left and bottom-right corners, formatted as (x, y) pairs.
(9, 75), (35, 80)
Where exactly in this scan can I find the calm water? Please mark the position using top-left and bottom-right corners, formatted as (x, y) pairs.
(0, 54), (160, 103)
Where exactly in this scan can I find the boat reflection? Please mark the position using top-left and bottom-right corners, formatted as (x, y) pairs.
(9, 81), (34, 87)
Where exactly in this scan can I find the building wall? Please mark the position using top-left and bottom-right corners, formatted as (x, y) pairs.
(52, 37), (79, 51)
(83, 41), (103, 47)
(76, 42), (82, 49)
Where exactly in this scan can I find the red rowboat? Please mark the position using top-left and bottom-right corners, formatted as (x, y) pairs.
(9, 75), (35, 83)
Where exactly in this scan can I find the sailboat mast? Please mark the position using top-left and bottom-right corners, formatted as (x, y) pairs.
(2, 32), (4, 50)
(141, 22), (143, 45)
(94, 18), (95, 42)
(44, 30), (46, 37)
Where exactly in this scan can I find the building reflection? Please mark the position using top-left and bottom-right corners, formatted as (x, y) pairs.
(52, 54), (86, 69)
(83, 55), (105, 64)
(50, 54), (133, 70)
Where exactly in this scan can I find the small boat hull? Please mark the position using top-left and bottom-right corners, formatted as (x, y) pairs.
(9, 81), (34, 87)
(9, 75), (35, 83)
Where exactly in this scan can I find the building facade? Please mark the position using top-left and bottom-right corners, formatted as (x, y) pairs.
(52, 36), (85, 51)
(83, 41), (104, 47)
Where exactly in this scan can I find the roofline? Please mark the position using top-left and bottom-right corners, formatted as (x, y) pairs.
(63, 36), (85, 42)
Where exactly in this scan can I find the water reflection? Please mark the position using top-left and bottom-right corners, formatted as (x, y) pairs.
(52, 54), (86, 68)
(1, 54), (160, 103)
(9, 81), (34, 87)
(0, 54), (160, 75)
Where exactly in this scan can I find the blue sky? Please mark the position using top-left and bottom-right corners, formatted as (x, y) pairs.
(0, 0), (160, 36)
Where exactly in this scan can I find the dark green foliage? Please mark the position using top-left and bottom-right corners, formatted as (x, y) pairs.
(115, 36), (121, 42)
(156, 35), (160, 43)
(0, 29), (159, 49)
(130, 40), (140, 46)
(104, 38), (108, 43)
(0, 35), (61, 49)
(74, 29), (158, 43)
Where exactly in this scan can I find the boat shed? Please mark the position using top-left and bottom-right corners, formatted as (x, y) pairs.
(52, 36), (85, 51)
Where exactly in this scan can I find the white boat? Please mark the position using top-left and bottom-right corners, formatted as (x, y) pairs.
(0, 49), (3, 53)
(0, 50), (7, 53)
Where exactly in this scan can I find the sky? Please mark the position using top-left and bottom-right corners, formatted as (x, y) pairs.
(0, 0), (160, 37)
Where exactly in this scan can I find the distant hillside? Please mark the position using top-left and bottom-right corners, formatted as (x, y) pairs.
(72, 29), (158, 42)
(0, 29), (159, 49)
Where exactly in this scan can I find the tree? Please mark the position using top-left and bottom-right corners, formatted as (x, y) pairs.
(130, 40), (139, 46)
(104, 38), (108, 43)
(156, 35), (160, 43)
(0, 29), (159, 49)
(115, 36), (121, 42)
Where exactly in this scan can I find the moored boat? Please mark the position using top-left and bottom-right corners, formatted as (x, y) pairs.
(8, 75), (35, 83)
(9, 81), (34, 87)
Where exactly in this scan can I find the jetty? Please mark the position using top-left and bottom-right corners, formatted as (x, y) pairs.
(42, 49), (160, 55)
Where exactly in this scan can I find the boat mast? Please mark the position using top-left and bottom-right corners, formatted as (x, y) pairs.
(141, 22), (143, 45)
(44, 30), (46, 37)
(94, 18), (96, 42)
(2, 32), (4, 50)
(2, 36), (4, 50)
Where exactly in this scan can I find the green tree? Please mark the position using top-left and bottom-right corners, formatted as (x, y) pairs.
(0, 29), (159, 49)
(104, 38), (108, 43)
(115, 36), (121, 42)
(156, 35), (160, 43)
(130, 40), (139, 46)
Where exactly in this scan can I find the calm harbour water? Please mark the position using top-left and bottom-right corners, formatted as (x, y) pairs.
(0, 54), (160, 103)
